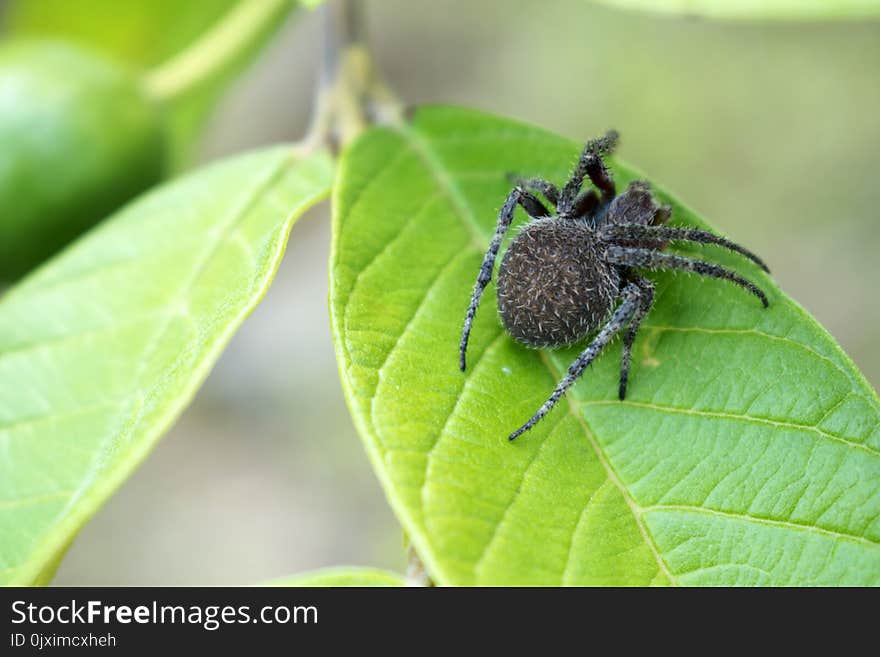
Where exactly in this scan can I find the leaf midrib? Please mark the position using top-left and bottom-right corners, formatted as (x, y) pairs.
(391, 123), (677, 585)
(540, 351), (677, 584)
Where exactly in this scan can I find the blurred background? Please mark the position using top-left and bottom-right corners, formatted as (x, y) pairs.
(3, 1), (877, 584)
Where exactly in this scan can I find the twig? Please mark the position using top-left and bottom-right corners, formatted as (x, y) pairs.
(304, 0), (403, 152)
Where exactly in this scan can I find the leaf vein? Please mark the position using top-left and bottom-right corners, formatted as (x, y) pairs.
(583, 399), (880, 459)
(648, 324), (876, 405)
(560, 478), (612, 585)
(393, 125), (487, 248)
(541, 351), (677, 585)
(472, 404), (571, 581)
(645, 504), (879, 548)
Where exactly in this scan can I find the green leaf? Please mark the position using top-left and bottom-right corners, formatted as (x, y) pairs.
(4, 0), (241, 67)
(265, 568), (406, 587)
(330, 106), (880, 586)
(141, 0), (312, 168)
(0, 39), (166, 281)
(586, 0), (880, 20)
(0, 145), (334, 585)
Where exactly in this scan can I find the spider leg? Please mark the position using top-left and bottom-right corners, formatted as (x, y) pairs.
(651, 205), (672, 225)
(569, 189), (600, 219)
(601, 224), (769, 272)
(518, 192), (552, 219)
(619, 277), (655, 400)
(605, 246), (769, 307)
(630, 184), (671, 228)
(509, 282), (643, 441)
(559, 130), (619, 215)
(459, 187), (550, 371)
(508, 175), (560, 207)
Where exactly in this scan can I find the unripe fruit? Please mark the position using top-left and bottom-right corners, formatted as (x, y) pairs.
(0, 40), (166, 281)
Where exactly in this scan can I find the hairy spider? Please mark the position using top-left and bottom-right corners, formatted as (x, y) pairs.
(459, 131), (770, 441)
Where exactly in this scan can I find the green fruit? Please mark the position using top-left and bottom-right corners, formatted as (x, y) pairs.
(0, 40), (166, 281)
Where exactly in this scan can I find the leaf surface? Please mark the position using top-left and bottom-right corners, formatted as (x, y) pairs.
(5, 0), (241, 67)
(265, 567), (406, 587)
(0, 145), (334, 585)
(330, 106), (880, 586)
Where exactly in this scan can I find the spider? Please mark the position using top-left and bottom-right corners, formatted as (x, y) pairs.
(458, 131), (770, 441)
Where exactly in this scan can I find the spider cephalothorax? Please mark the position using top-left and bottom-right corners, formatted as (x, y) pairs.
(459, 131), (770, 441)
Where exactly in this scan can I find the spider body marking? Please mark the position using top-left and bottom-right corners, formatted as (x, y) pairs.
(458, 131), (770, 441)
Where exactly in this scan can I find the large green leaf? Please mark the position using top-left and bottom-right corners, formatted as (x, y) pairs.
(265, 567), (406, 587)
(330, 106), (880, 586)
(0, 145), (334, 585)
(587, 0), (880, 20)
(4, 0), (240, 67)
(140, 0), (313, 168)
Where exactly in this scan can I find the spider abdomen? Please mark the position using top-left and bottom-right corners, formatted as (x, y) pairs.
(496, 219), (620, 349)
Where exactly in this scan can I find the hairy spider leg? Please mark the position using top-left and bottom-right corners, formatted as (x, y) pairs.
(569, 189), (600, 219)
(518, 192), (553, 220)
(513, 175), (600, 221)
(508, 282), (644, 441)
(651, 204), (672, 225)
(459, 187), (552, 371)
(605, 247), (769, 307)
(601, 224), (770, 272)
(618, 277), (655, 400)
(509, 176), (560, 207)
(558, 130), (619, 216)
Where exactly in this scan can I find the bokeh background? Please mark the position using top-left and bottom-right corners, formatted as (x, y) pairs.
(4, 1), (877, 585)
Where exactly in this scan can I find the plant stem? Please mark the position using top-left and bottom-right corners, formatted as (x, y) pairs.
(144, 0), (298, 104)
(304, 0), (402, 151)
